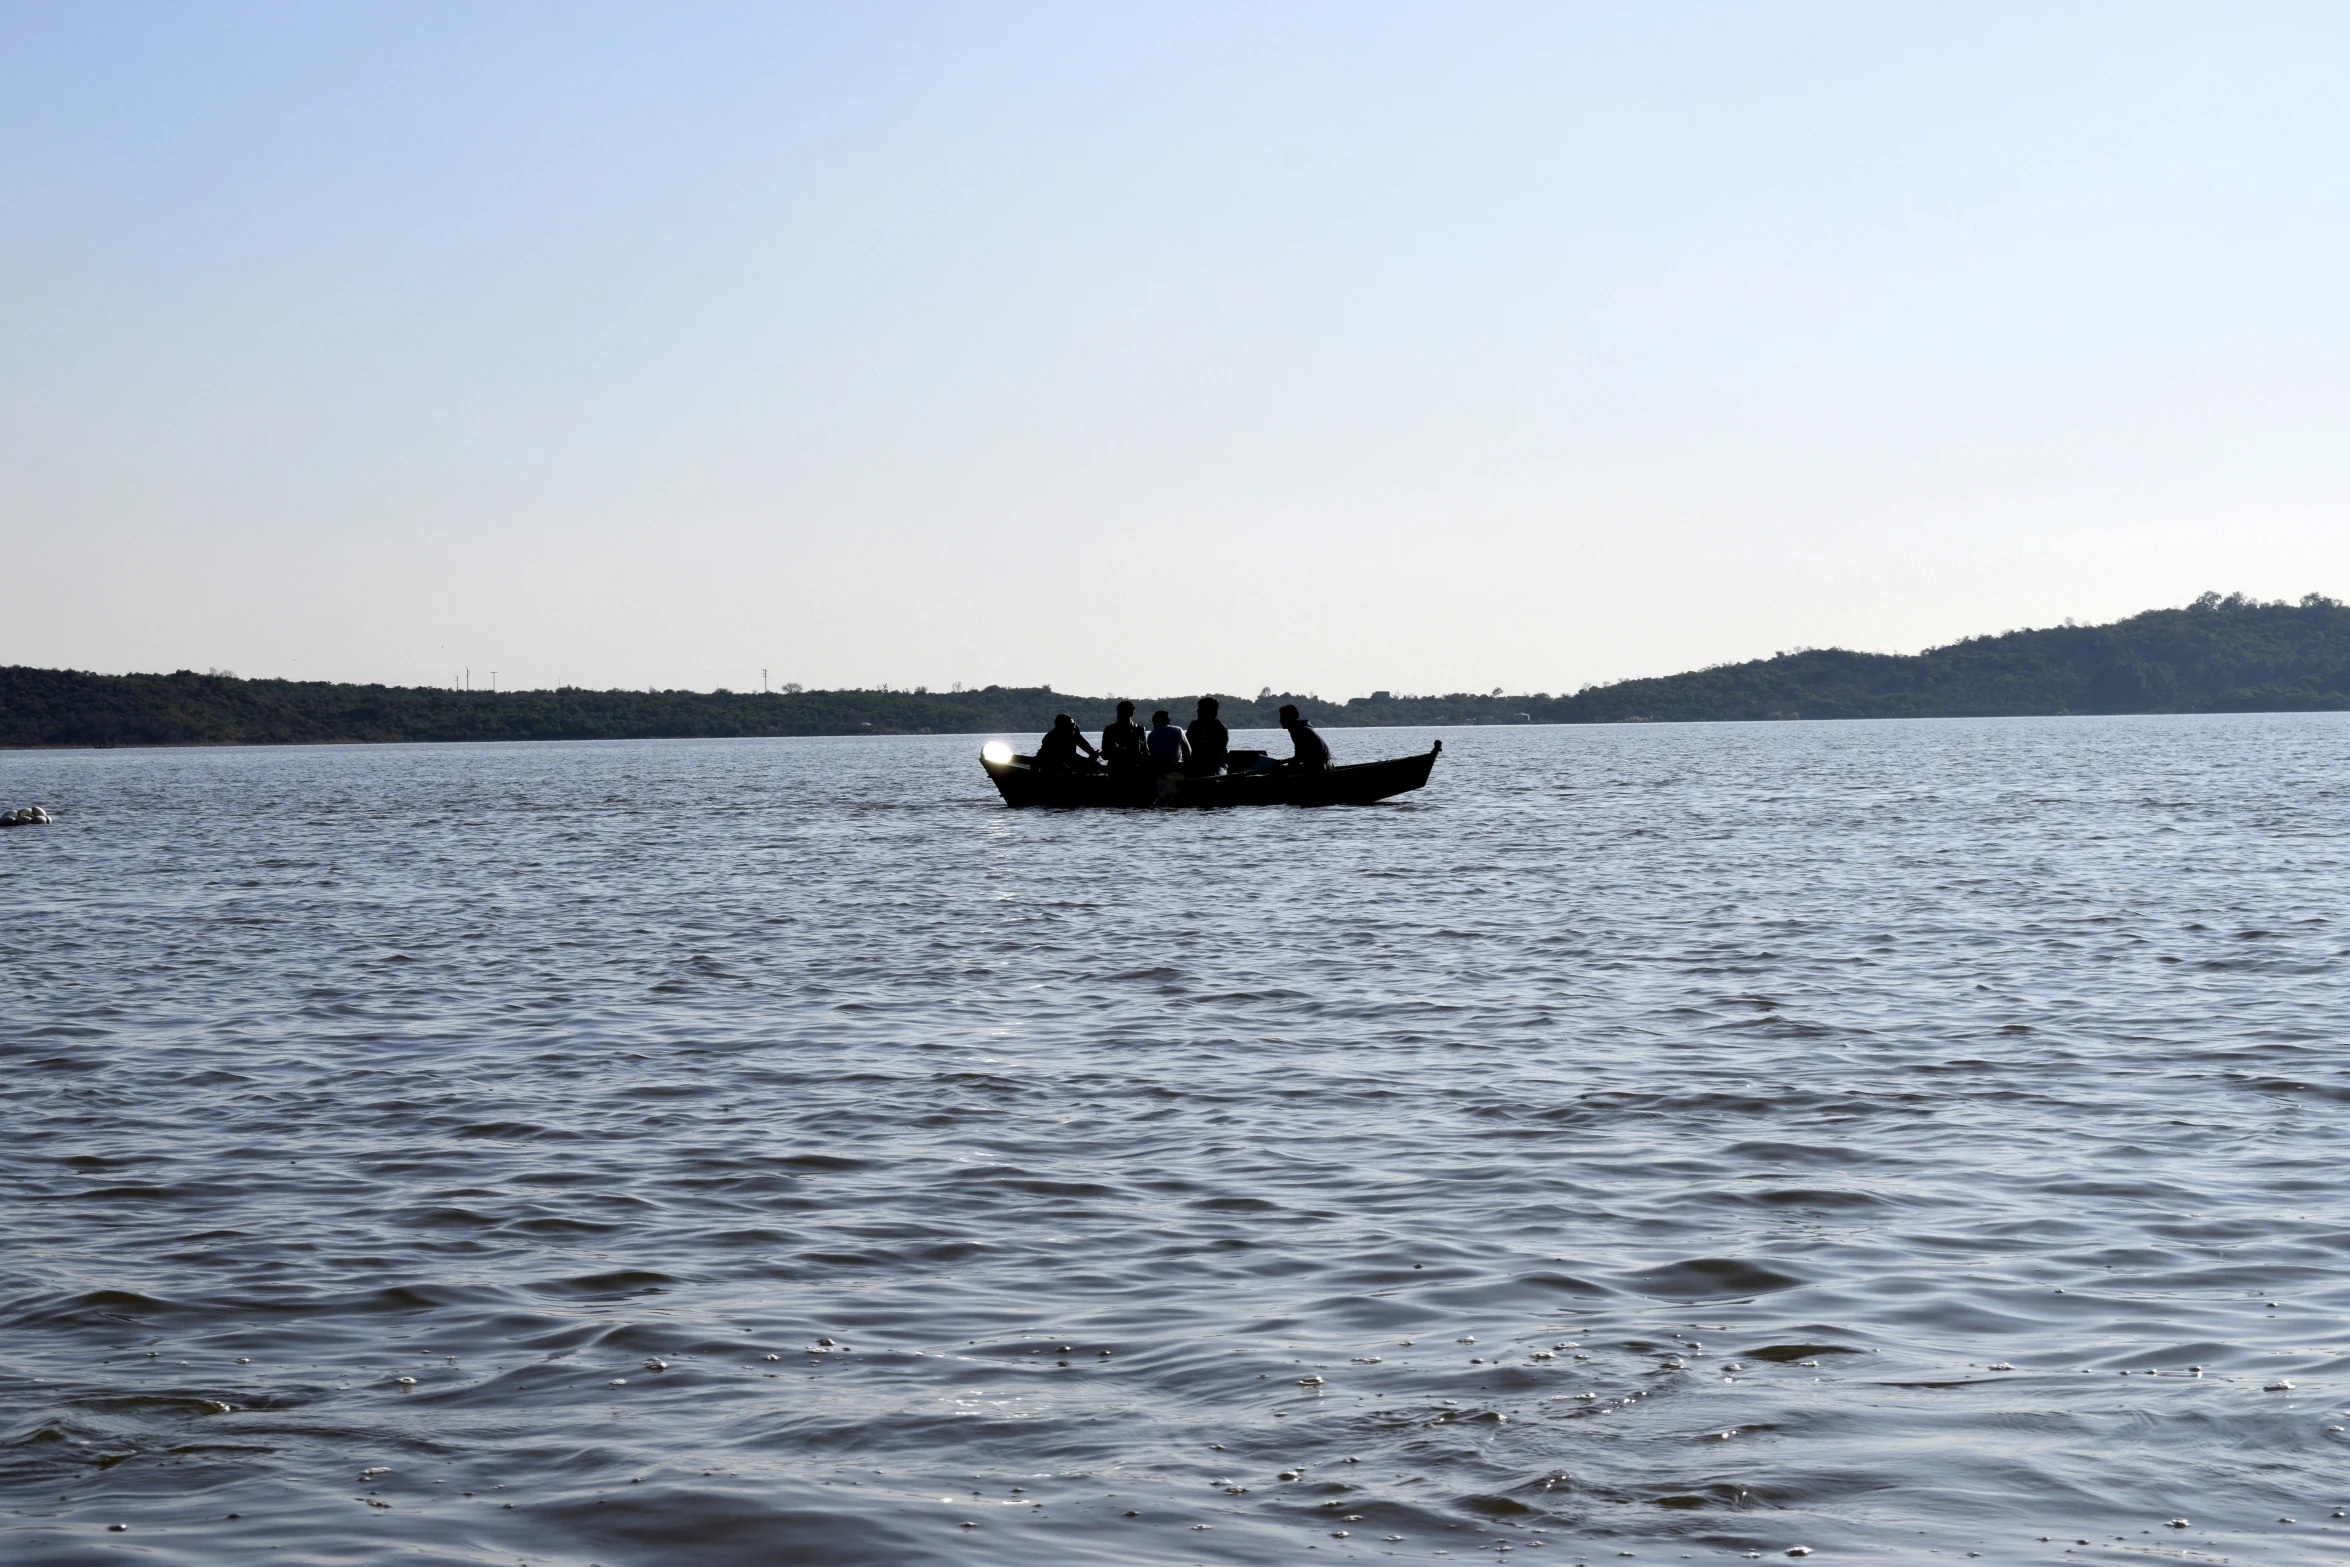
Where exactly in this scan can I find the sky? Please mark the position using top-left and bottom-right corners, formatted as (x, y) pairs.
(4, 2), (2347, 698)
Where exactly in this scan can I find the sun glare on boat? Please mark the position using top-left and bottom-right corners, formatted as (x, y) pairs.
(982, 741), (1014, 765)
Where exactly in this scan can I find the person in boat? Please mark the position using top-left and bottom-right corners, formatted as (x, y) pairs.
(1100, 701), (1148, 772)
(1033, 714), (1100, 774)
(1145, 709), (1190, 773)
(1278, 703), (1332, 770)
(1186, 697), (1229, 774)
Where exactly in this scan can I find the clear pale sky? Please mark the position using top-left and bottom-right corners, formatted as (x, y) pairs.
(4, 3), (2346, 697)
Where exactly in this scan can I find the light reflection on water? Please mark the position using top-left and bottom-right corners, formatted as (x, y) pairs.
(2, 716), (2347, 1566)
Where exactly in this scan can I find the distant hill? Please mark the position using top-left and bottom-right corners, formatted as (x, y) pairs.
(1517, 591), (2350, 724)
(3, 593), (2345, 749)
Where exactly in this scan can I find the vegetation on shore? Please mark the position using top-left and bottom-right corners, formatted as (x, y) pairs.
(4, 593), (2345, 749)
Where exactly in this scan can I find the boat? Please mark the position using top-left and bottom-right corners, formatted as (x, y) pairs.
(980, 741), (1441, 808)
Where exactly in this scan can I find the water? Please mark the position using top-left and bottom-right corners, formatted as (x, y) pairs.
(4, 717), (2348, 1567)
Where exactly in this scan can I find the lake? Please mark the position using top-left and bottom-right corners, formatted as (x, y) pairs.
(3, 717), (2346, 1565)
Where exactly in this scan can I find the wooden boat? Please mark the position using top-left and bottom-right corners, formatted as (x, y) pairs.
(981, 741), (1441, 808)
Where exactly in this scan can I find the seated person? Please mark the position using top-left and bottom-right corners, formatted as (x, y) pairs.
(1032, 713), (1100, 773)
(1145, 709), (1191, 772)
(1186, 697), (1230, 774)
(1278, 703), (1332, 770)
(1100, 701), (1148, 771)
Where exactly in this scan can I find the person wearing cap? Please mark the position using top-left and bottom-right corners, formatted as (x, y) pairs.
(1278, 703), (1331, 770)
(1145, 709), (1191, 772)
(1100, 701), (1148, 772)
(1186, 697), (1230, 774)
(1033, 714), (1100, 774)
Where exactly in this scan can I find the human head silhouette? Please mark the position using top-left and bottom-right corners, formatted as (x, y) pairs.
(1278, 704), (1301, 724)
(1151, 710), (1171, 727)
(1197, 697), (1219, 717)
(1052, 714), (1075, 731)
(1116, 700), (1135, 719)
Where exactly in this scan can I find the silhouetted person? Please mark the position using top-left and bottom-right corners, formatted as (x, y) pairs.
(1145, 709), (1191, 771)
(1187, 697), (1229, 774)
(1278, 703), (1331, 769)
(1100, 700), (1148, 772)
(1033, 713), (1100, 774)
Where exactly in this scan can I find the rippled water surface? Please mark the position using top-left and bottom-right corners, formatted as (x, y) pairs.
(5, 718), (2350, 1567)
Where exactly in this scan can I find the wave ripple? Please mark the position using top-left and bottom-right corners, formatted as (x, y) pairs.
(4, 717), (2349, 1565)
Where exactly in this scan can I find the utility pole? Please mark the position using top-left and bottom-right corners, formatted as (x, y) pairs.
(465, 667), (470, 692)
(763, 668), (769, 694)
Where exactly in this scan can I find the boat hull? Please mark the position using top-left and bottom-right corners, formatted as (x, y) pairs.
(982, 743), (1440, 808)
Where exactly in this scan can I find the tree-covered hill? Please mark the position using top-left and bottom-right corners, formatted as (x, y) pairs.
(4, 593), (2345, 749)
(1525, 591), (2350, 724)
